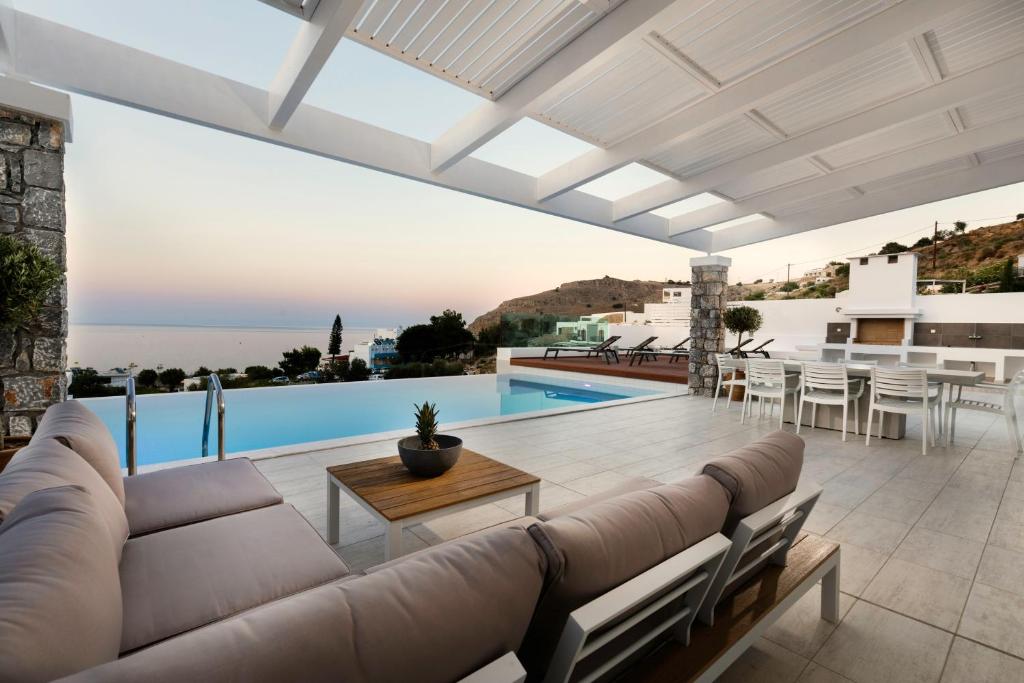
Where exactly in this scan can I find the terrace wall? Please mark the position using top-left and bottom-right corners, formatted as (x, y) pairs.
(0, 108), (67, 437)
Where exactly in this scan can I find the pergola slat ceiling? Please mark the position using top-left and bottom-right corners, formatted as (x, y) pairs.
(7, 0), (1024, 254)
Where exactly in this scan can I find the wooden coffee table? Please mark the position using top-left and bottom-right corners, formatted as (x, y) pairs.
(326, 449), (541, 560)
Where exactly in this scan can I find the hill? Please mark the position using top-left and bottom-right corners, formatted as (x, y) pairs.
(468, 276), (668, 333)
(728, 218), (1024, 301)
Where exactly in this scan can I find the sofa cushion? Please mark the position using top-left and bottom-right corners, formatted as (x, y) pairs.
(520, 474), (729, 675)
(702, 431), (804, 533)
(124, 458), (283, 536)
(0, 439), (129, 560)
(32, 400), (125, 505)
(0, 486), (122, 683)
(60, 526), (547, 683)
(118, 503), (349, 653)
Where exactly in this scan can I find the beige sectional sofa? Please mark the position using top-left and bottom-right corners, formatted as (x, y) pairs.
(0, 400), (810, 683)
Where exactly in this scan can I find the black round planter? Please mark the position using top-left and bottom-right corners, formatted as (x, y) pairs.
(397, 434), (463, 478)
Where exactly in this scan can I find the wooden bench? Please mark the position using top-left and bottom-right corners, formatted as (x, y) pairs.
(622, 534), (840, 682)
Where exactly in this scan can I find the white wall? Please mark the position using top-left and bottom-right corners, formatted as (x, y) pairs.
(728, 298), (837, 351)
(608, 323), (689, 347)
(918, 292), (1024, 322)
(845, 253), (917, 313)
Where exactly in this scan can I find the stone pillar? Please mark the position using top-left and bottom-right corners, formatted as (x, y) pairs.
(688, 255), (731, 397)
(0, 105), (68, 437)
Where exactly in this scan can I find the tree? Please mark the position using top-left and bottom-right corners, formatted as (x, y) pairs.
(279, 346), (321, 377)
(780, 281), (798, 292)
(429, 309), (474, 358)
(836, 263), (850, 277)
(328, 314), (343, 357)
(0, 235), (62, 331)
(215, 367), (237, 376)
(136, 368), (158, 387)
(397, 324), (439, 362)
(346, 358), (370, 382)
(69, 368), (124, 398)
(158, 367), (186, 389)
(723, 306), (763, 346)
(244, 365), (275, 380)
(1000, 259), (1018, 293)
(1017, 213), (1024, 221)
(192, 366), (211, 377)
(878, 241), (908, 255)
(912, 236), (932, 249)
(953, 221), (967, 234)
(744, 291), (766, 301)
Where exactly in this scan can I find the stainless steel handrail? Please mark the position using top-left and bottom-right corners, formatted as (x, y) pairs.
(202, 373), (226, 459)
(126, 376), (137, 475)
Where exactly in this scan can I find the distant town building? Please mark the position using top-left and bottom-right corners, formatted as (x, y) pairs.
(350, 331), (400, 374)
(97, 368), (131, 388)
(804, 264), (840, 283)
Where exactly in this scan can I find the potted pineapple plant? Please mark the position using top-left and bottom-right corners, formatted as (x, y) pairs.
(397, 402), (462, 477)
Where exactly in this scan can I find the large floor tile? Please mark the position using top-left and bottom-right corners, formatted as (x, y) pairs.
(940, 637), (1024, 683)
(975, 544), (1024, 597)
(826, 511), (910, 555)
(892, 527), (984, 580)
(814, 601), (953, 683)
(717, 638), (809, 683)
(857, 488), (930, 524)
(958, 583), (1024, 659)
(831, 542), (888, 597)
(803, 502), (850, 535)
(917, 496), (997, 542)
(987, 516), (1024, 553)
(763, 590), (855, 658)
(797, 663), (854, 683)
(862, 557), (971, 630)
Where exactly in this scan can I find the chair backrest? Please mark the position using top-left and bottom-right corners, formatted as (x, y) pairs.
(593, 335), (620, 350)
(750, 338), (774, 352)
(801, 362), (849, 393)
(746, 359), (786, 388)
(673, 337), (691, 350)
(714, 353), (734, 371)
(871, 367), (929, 400)
(1004, 369), (1024, 413)
(634, 336), (657, 350)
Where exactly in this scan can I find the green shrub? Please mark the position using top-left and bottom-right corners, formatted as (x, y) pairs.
(723, 306), (763, 345)
(0, 235), (62, 331)
(780, 282), (798, 292)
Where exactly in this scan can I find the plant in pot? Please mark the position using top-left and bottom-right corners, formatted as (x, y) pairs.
(0, 235), (62, 464)
(397, 402), (462, 477)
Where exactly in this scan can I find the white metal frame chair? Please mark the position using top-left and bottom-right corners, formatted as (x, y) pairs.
(712, 353), (745, 413)
(866, 367), (941, 455)
(797, 362), (865, 441)
(945, 369), (1024, 456)
(742, 360), (799, 429)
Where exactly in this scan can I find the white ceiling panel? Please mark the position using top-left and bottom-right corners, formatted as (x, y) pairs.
(646, 116), (777, 179)
(924, 0), (1024, 78)
(817, 113), (955, 169)
(716, 157), (822, 200)
(976, 139), (1024, 165)
(858, 156), (973, 194)
(772, 188), (859, 218)
(659, 0), (898, 85)
(757, 42), (927, 136)
(959, 85), (1024, 129)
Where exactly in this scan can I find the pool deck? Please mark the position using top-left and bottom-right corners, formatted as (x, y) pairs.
(510, 353), (689, 384)
(256, 385), (1024, 682)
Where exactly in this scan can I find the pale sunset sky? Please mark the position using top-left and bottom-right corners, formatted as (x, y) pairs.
(27, 0), (1024, 328)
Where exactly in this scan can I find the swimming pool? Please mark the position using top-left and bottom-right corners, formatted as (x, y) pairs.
(80, 373), (661, 467)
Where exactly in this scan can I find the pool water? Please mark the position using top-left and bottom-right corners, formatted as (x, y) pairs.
(80, 373), (657, 467)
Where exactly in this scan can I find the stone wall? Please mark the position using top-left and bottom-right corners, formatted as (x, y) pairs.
(688, 257), (730, 397)
(0, 109), (67, 437)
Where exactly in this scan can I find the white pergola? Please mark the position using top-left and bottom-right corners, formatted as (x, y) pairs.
(2, 0), (1023, 254)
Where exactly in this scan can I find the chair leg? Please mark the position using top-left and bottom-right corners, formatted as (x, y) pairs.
(922, 407), (929, 456)
(779, 396), (785, 430)
(713, 375), (722, 413)
(878, 411), (885, 440)
(853, 397), (860, 436)
(1006, 412), (1023, 456)
(796, 396), (804, 434)
(811, 403), (817, 430)
(865, 408), (873, 446)
(726, 382), (735, 411)
(842, 402), (848, 442)
(740, 390), (748, 424)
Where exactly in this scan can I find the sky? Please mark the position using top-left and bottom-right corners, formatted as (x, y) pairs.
(26, 0), (1024, 328)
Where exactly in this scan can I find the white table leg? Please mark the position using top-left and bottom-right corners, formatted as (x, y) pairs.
(525, 483), (541, 516)
(821, 557), (840, 623)
(385, 521), (403, 561)
(327, 477), (340, 545)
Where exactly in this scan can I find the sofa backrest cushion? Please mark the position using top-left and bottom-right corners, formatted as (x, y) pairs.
(0, 439), (129, 560)
(32, 400), (125, 505)
(0, 486), (123, 683)
(520, 474), (729, 675)
(57, 526), (547, 683)
(702, 431), (804, 534)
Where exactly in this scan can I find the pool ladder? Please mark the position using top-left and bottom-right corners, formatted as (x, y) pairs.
(124, 373), (225, 476)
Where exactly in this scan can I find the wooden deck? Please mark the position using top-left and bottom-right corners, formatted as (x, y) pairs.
(511, 354), (689, 384)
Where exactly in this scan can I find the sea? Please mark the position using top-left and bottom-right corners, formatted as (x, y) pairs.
(67, 324), (381, 372)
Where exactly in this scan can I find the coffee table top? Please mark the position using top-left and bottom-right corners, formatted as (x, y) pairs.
(327, 449), (540, 522)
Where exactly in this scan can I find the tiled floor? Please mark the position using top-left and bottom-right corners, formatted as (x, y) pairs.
(255, 387), (1024, 682)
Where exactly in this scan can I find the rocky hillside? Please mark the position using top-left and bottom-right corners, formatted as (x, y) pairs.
(468, 276), (668, 333)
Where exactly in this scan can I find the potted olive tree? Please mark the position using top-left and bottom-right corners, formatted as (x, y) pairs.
(0, 235), (62, 465)
(721, 305), (764, 403)
(397, 402), (462, 477)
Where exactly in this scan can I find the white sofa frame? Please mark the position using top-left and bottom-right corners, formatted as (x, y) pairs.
(461, 652), (527, 683)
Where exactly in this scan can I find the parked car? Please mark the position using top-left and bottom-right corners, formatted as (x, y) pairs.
(270, 376), (290, 384)
(296, 371), (322, 382)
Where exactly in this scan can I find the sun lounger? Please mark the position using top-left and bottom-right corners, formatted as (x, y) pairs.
(543, 335), (621, 364)
(740, 338), (774, 358)
(620, 336), (658, 358)
(629, 338), (692, 366)
(725, 338), (754, 357)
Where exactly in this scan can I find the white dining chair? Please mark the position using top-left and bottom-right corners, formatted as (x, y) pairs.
(797, 362), (865, 441)
(866, 367), (942, 455)
(712, 353), (745, 413)
(742, 359), (799, 429)
(945, 370), (1024, 456)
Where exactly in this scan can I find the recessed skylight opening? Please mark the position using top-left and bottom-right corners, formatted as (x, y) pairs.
(471, 118), (597, 176)
(576, 164), (674, 201)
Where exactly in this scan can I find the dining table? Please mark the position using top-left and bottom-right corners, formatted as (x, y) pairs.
(719, 358), (985, 439)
